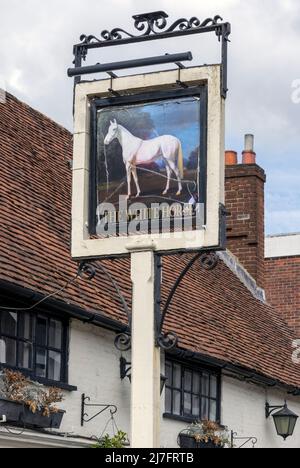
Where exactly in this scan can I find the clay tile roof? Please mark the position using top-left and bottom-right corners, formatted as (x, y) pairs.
(0, 93), (299, 391)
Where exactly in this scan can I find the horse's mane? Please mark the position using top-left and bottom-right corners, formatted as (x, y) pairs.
(117, 124), (144, 142)
(117, 124), (132, 135)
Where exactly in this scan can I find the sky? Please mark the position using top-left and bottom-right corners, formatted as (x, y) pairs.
(127, 98), (201, 158)
(0, 0), (299, 235)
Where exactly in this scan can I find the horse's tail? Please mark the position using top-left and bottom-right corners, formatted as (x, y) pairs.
(177, 143), (184, 179)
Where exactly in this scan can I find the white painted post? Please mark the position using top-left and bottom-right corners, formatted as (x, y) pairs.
(130, 250), (161, 448)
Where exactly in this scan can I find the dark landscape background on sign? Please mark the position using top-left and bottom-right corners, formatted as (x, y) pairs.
(96, 97), (201, 209)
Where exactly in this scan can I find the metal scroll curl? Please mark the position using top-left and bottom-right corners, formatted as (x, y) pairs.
(78, 262), (96, 280)
(114, 332), (132, 352)
(157, 332), (179, 351)
(79, 12), (225, 46)
(200, 252), (219, 270)
(162, 15), (223, 34)
(78, 261), (132, 351)
(72, 11), (231, 98)
(156, 251), (219, 351)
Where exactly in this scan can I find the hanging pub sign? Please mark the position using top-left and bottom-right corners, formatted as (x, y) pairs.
(72, 66), (225, 259)
(95, 87), (205, 236)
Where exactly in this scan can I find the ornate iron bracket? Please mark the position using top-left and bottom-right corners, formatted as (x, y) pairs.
(230, 431), (258, 449)
(114, 332), (132, 352)
(81, 394), (117, 427)
(265, 402), (286, 419)
(71, 10), (231, 98)
(120, 357), (132, 381)
(78, 262), (96, 280)
(79, 252), (219, 354)
(155, 251), (219, 351)
(78, 261), (132, 351)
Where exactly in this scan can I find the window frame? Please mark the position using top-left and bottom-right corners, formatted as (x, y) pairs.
(0, 310), (75, 391)
(164, 358), (221, 424)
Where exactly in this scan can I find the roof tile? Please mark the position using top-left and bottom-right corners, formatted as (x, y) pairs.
(0, 93), (299, 390)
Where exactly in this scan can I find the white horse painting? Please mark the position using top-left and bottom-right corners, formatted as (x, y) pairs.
(104, 120), (184, 199)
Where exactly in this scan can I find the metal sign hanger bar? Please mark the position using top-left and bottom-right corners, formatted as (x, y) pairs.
(68, 52), (193, 78)
(70, 11), (231, 98)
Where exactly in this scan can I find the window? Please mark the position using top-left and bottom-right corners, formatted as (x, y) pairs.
(165, 360), (220, 422)
(0, 311), (68, 383)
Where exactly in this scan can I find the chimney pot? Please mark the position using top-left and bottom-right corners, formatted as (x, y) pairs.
(225, 143), (266, 288)
(225, 150), (238, 166)
(243, 134), (256, 164)
(245, 134), (254, 152)
(242, 150), (256, 165)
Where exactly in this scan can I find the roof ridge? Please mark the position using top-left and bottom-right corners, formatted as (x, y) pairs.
(218, 250), (266, 303)
(4, 91), (72, 136)
(267, 232), (300, 238)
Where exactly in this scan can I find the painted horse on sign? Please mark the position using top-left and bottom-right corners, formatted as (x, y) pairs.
(104, 120), (184, 198)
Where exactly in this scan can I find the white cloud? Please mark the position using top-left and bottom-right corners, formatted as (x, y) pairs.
(292, 79), (300, 104)
(7, 69), (28, 95)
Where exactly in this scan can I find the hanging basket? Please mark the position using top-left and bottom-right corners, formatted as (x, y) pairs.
(0, 398), (65, 429)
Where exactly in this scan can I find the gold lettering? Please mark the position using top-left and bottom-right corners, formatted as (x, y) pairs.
(172, 204), (182, 218)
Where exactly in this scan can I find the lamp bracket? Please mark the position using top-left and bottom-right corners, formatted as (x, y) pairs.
(265, 402), (285, 419)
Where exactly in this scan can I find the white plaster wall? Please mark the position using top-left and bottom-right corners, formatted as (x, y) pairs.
(265, 234), (300, 258)
(58, 321), (300, 448)
(59, 319), (131, 440)
(161, 376), (300, 449)
(221, 376), (300, 449)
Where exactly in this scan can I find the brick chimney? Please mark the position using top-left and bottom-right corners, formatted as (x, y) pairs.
(225, 135), (266, 288)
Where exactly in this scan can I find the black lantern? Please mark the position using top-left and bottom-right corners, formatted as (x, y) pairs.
(266, 402), (298, 441)
(120, 358), (167, 395)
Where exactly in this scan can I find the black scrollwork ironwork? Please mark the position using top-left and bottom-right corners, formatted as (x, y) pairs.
(78, 261), (132, 351)
(230, 431), (258, 449)
(94, 263), (132, 329)
(71, 11), (231, 97)
(78, 261), (96, 280)
(200, 252), (219, 270)
(114, 332), (131, 352)
(156, 252), (219, 350)
(162, 15), (224, 34)
(81, 394), (117, 427)
(157, 332), (179, 351)
(78, 251), (218, 354)
(79, 12), (225, 46)
(154, 255), (178, 351)
(133, 11), (168, 35)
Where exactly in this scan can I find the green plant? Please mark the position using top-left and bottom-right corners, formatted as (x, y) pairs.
(185, 420), (230, 447)
(92, 431), (128, 448)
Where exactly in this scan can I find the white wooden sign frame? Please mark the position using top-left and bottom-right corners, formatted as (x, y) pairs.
(71, 65), (225, 259)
